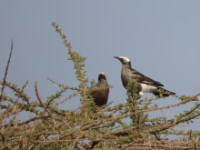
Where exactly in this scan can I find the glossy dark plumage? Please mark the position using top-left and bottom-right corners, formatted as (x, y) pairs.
(91, 72), (109, 106)
(114, 56), (175, 97)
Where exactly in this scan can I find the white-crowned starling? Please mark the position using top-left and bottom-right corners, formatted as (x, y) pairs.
(114, 56), (175, 97)
(90, 72), (109, 106)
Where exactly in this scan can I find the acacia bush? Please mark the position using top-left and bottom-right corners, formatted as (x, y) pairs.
(0, 22), (200, 149)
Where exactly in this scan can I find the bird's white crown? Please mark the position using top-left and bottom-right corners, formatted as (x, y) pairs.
(99, 72), (105, 75)
(118, 56), (131, 62)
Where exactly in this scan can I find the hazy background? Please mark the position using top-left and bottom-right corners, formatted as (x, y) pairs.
(1, 1), (200, 129)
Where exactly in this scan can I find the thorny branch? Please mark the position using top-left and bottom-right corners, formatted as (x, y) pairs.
(0, 24), (200, 149)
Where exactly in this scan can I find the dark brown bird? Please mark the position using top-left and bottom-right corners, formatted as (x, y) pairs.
(90, 72), (109, 106)
(114, 56), (175, 97)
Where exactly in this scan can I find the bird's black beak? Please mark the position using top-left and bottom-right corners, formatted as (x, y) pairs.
(114, 56), (120, 60)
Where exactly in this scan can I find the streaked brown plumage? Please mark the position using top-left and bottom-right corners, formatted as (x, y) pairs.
(90, 72), (109, 106)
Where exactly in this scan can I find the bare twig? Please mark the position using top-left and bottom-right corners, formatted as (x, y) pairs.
(47, 77), (79, 91)
(0, 40), (14, 103)
(34, 81), (44, 107)
(17, 81), (30, 106)
(18, 115), (50, 126)
(34, 81), (51, 116)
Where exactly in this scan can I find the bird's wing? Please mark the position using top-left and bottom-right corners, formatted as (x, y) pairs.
(129, 68), (164, 87)
(90, 84), (99, 95)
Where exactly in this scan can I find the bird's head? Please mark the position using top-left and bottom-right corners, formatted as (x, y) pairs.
(114, 56), (131, 66)
(98, 72), (107, 81)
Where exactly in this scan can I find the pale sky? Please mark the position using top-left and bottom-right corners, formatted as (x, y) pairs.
(1, 1), (200, 129)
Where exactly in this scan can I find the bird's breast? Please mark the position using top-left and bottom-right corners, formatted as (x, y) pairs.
(121, 68), (130, 88)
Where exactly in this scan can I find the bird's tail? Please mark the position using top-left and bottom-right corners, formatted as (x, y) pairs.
(153, 87), (176, 97)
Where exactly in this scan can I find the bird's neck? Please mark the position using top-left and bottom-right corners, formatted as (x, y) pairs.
(99, 79), (107, 85)
(123, 62), (132, 69)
